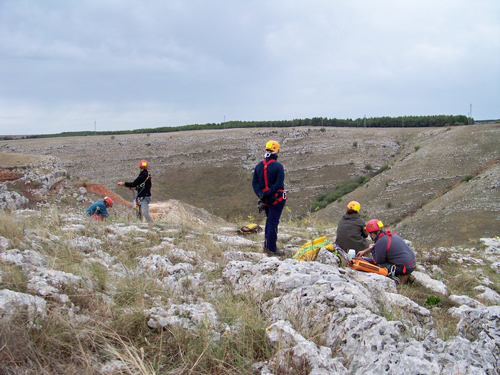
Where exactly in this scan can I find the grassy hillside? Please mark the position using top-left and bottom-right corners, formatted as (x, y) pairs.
(1, 122), (499, 249)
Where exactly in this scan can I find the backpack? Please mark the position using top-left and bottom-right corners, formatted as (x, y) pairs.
(293, 236), (332, 262)
(347, 258), (388, 276)
(237, 224), (263, 235)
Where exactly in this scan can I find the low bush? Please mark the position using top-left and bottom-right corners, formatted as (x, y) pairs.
(310, 176), (369, 211)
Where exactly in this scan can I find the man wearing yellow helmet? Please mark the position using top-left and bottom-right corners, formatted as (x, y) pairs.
(334, 201), (369, 255)
(252, 140), (287, 256)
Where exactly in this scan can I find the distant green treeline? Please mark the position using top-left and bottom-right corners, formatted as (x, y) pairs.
(18, 114), (471, 139)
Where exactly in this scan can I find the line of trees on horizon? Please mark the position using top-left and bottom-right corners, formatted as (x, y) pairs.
(9, 114), (473, 140)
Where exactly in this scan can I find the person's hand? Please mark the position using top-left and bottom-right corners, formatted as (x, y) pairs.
(117, 182), (125, 186)
(357, 249), (368, 257)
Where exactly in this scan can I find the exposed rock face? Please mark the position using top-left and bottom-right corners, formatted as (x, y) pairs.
(0, 188), (29, 210)
(0, 289), (47, 322)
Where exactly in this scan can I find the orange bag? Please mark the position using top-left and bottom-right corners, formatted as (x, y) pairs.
(348, 258), (388, 276)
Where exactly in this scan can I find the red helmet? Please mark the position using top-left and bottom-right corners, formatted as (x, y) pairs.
(104, 196), (113, 207)
(139, 160), (148, 168)
(366, 219), (383, 233)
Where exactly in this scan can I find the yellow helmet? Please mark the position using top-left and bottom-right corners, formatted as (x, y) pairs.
(265, 140), (280, 153)
(347, 201), (361, 212)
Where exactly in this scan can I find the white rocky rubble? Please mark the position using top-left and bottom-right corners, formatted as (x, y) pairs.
(0, 206), (499, 374)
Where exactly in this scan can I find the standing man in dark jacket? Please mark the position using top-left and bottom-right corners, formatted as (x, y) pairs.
(252, 140), (287, 256)
(357, 219), (416, 283)
(335, 201), (369, 254)
(118, 160), (153, 222)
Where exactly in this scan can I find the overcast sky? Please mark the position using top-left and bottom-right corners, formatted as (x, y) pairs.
(1, 1), (499, 135)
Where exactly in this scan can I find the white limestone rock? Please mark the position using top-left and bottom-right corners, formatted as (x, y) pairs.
(223, 250), (266, 262)
(265, 320), (347, 375)
(0, 190), (29, 210)
(449, 294), (484, 309)
(222, 257), (343, 296)
(0, 249), (47, 270)
(210, 233), (258, 247)
(412, 271), (448, 295)
(0, 289), (47, 322)
(474, 285), (500, 304)
(0, 236), (11, 251)
(68, 236), (103, 252)
(145, 301), (219, 331)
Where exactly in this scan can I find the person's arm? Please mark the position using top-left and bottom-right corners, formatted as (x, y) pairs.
(119, 171), (147, 189)
(252, 166), (262, 197)
(372, 238), (388, 264)
(356, 247), (372, 257)
(125, 173), (146, 188)
(85, 204), (94, 216)
(101, 207), (110, 217)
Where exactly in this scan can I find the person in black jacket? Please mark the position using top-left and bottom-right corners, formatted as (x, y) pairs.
(118, 160), (153, 222)
(335, 201), (369, 254)
(252, 140), (287, 256)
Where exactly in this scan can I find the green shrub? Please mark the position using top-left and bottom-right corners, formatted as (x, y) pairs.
(82, 181), (87, 187)
(352, 141), (358, 148)
(425, 296), (441, 306)
(462, 175), (473, 182)
(414, 145), (421, 151)
(365, 164), (372, 170)
(310, 176), (369, 211)
(373, 165), (389, 176)
(316, 193), (326, 202)
(386, 201), (392, 208)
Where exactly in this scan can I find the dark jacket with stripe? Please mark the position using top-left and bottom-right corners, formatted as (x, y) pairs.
(252, 155), (285, 202)
(371, 231), (416, 270)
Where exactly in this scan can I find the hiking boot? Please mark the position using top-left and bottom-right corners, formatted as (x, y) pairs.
(335, 246), (349, 267)
(267, 249), (285, 257)
(398, 274), (410, 285)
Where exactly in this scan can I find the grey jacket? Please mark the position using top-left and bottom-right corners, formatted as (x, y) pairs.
(335, 212), (369, 252)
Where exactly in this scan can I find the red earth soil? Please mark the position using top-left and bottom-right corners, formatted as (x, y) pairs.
(0, 169), (23, 182)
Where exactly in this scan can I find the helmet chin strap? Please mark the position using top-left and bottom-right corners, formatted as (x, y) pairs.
(264, 151), (278, 158)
